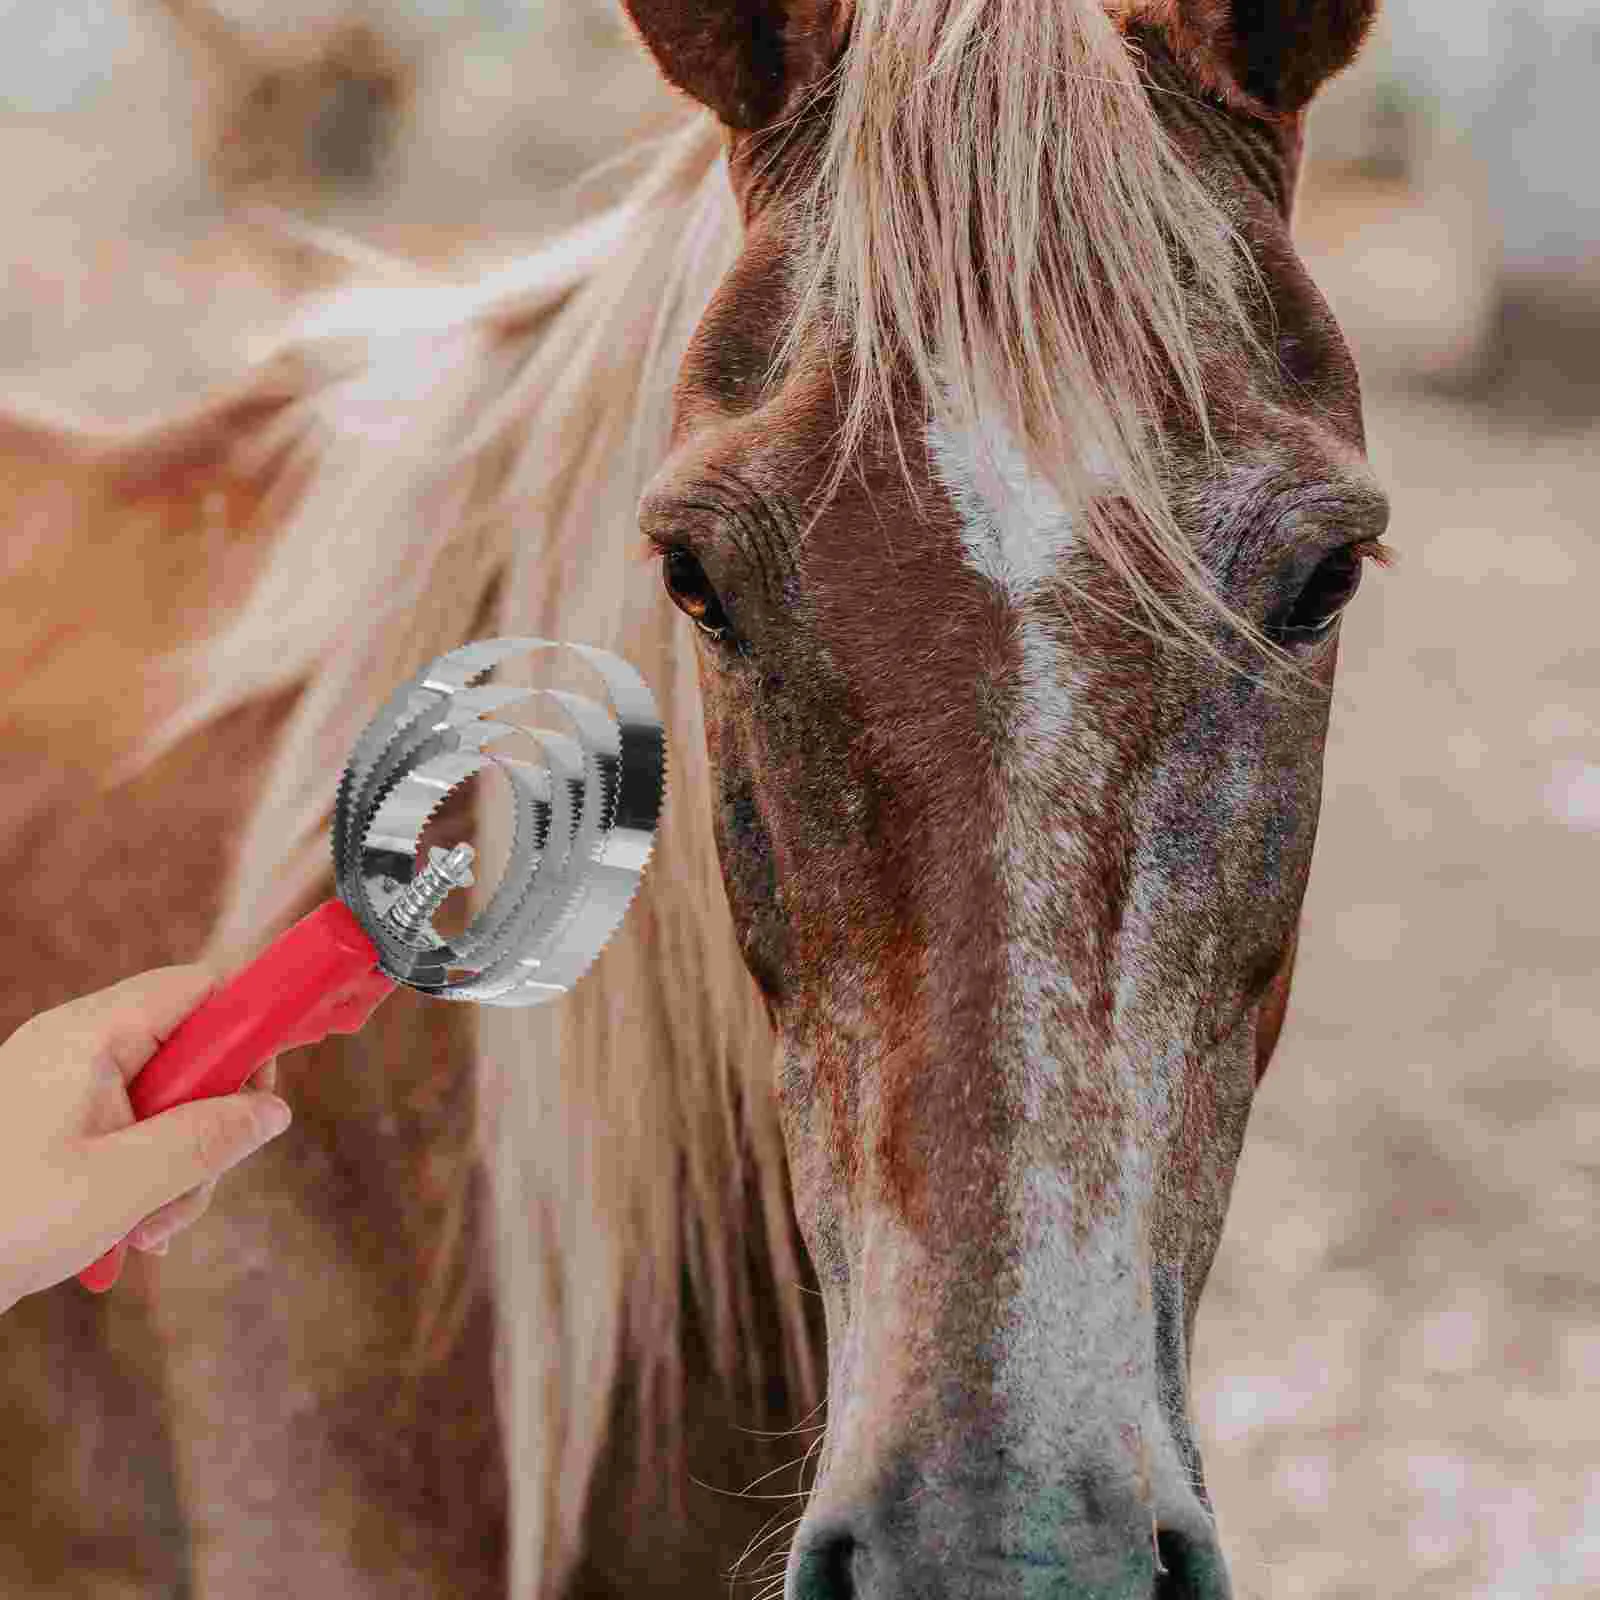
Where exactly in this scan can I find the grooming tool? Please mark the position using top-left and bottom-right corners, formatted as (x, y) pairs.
(80, 637), (664, 1292)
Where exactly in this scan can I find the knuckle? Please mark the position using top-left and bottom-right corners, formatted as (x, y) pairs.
(191, 1102), (255, 1174)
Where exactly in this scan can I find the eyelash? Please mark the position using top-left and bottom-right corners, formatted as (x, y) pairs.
(654, 541), (742, 648)
(1272, 538), (1393, 646)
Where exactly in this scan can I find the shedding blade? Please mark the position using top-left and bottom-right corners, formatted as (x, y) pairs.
(331, 638), (665, 1003)
(80, 638), (664, 1295)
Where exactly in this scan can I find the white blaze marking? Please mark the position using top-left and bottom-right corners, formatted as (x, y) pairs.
(927, 412), (1085, 778)
(927, 414), (1094, 1069)
(924, 417), (1189, 1515)
(997, 1164), (1153, 1476)
(1017, 617), (1075, 751)
(928, 414), (1081, 603)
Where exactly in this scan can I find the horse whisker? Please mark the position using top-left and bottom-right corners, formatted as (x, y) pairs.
(727, 1510), (806, 1584)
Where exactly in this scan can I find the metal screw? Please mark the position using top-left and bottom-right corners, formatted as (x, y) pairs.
(379, 842), (477, 948)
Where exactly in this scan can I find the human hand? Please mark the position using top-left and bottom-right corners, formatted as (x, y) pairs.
(0, 967), (291, 1314)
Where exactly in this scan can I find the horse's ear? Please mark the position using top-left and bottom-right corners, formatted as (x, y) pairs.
(1137, 1), (1379, 116)
(622, 0), (846, 130)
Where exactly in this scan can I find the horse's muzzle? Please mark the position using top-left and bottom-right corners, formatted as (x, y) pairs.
(786, 1480), (1232, 1600)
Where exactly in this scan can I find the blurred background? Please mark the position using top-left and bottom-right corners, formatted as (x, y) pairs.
(2, 2), (1596, 1595)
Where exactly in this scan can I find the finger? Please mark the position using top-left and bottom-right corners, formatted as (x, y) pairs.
(86, 1091), (290, 1232)
(246, 1057), (279, 1096)
(13, 966), (218, 1086)
(129, 1181), (216, 1252)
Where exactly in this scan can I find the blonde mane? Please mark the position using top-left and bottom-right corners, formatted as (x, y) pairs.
(153, 117), (802, 1596)
(98, 3), (1275, 1593)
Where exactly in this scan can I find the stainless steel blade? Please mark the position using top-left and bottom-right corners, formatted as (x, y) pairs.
(331, 638), (665, 1003)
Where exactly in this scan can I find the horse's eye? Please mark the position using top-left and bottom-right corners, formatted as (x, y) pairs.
(1272, 542), (1378, 646)
(661, 546), (736, 643)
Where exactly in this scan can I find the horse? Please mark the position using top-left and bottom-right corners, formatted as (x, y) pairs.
(0, 2), (1389, 1595)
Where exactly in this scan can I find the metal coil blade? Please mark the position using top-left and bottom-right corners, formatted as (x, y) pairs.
(331, 638), (665, 1003)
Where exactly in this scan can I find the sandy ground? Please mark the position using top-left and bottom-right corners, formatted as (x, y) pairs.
(1188, 157), (1600, 1598)
(3, 13), (1597, 1597)
(1199, 382), (1600, 1599)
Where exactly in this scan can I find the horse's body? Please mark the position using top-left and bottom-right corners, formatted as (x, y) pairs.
(2, 4), (1385, 1596)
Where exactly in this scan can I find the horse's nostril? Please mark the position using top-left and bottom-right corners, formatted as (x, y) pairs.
(1154, 1526), (1231, 1599)
(789, 1527), (859, 1600)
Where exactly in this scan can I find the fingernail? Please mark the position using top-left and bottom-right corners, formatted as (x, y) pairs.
(259, 1096), (292, 1139)
(150, 1240), (169, 1257)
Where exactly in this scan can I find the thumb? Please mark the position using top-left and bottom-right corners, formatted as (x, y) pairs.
(86, 1093), (292, 1236)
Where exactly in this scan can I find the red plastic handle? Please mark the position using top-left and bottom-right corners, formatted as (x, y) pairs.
(78, 898), (395, 1293)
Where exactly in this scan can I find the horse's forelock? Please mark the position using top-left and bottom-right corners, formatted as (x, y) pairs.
(787, 0), (1272, 654)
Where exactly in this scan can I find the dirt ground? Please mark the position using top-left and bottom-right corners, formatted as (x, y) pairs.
(1199, 380), (1600, 1598)
(1187, 158), (1600, 1598)
(3, 12), (1596, 1598)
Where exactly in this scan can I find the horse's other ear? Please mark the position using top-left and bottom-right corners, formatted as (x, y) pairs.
(1137, 1), (1379, 116)
(622, 0), (846, 129)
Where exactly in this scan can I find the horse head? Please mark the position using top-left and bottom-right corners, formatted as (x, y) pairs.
(624, 2), (1387, 1594)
